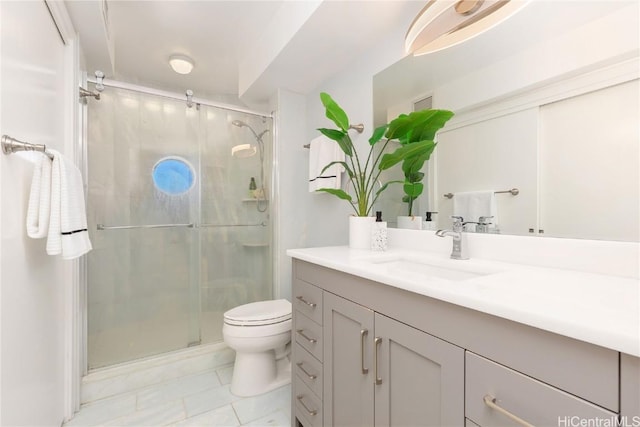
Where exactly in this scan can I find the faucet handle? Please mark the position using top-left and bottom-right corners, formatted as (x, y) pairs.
(451, 216), (464, 232)
(478, 216), (494, 225)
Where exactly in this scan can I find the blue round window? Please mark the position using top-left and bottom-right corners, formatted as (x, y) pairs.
(152, 157), (196, 195)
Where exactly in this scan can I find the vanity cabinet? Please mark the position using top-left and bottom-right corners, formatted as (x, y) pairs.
(323, 292), (464, 426)
(291, 259), (624, 427)
(466, 352), (616, 426)
(621, 354), (640, 418)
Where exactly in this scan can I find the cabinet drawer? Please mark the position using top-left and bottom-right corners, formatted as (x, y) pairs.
(466, 352), (617, 426)
(294, 279), (323, 325)
(294, 311), (323, 361)
(294, 343), (322, 398)
(294, 375), (323, 427)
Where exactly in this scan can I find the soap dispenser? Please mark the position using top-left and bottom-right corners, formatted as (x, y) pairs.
(371, 211), (388, 251)
(423, 211), (438, 231)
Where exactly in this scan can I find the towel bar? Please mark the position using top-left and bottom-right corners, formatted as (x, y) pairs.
(443, 188), (519, 199)
(2, 134), (54, 159)
(97, 221), (267, 230)
(199, 221), (267, 228)
(97, 223), (194, 230)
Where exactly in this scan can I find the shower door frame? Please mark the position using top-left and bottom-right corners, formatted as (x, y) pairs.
(78, 76), (278, 376)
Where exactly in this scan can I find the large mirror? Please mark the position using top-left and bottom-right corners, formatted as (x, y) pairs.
(373, 0), (639, 242)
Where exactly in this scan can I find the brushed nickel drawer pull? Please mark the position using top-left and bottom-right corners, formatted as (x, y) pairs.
(296, 362), (317, 380)
(361, 329), (369, 374)
(374, 337), (382, 385)
(296, 329), (317, 344)
(296, 394), (318, 416)
(483, 395), (535, 427)
(296, 295), (317, 308)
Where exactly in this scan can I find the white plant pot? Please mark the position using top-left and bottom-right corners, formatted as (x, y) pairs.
(349, 216), (375, 249)
(397, 216), (423, 230)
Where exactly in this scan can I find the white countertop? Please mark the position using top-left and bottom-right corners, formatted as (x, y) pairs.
(287, 246), (640, 357)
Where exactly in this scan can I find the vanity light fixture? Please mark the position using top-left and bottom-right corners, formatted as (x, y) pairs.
(405, 0), (530, 56)
(169, 54), (194, 75)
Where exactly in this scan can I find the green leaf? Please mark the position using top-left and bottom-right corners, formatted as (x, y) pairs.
(318, 128), (353, 157)
(320, 92), (349, 132)
(316, 188), (352, 201)
(386, 109), (454, 142)
(403, 182), (424, 198)
(406, 172), (425, 183)
(401, 141), (436, 176)
(379, 140), (435, 170)
(369, 124), (388, 145)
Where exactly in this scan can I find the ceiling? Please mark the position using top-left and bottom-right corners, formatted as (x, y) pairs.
(65, 0), (425, 107)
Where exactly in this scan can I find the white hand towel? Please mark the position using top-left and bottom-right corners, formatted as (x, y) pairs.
(453, 190), (498, 231)
(45, 149), (92, 259)
(26, 155), (52, 238)
(308, 135), (345, 192)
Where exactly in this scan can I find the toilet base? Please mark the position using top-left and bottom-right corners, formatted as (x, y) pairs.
(230, 350), (291, 397)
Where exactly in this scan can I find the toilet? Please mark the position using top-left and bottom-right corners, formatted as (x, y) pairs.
(222, 299), (292, 397)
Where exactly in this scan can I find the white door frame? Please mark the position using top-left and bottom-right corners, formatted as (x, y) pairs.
(44, 1), (82, 419)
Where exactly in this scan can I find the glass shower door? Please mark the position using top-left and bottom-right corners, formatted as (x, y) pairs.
(198, 108), (273, 344)
(86, 88), (201, 369)
(85, 85), (274, 370)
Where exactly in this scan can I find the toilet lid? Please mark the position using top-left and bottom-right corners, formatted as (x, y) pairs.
(224, 299), (292, 326)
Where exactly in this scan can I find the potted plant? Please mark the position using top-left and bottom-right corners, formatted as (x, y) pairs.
(391, 109), (454, 229)
(315, 92), (453, 246)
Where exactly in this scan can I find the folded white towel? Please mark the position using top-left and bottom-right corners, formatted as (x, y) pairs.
(453, 190), (498, 231)
(45, 149), (92, 259)
(26, 155), (52, 238)
(308, 135), (345, 192)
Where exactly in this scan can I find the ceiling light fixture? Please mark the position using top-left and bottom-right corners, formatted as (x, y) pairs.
(405, 0), (530, 56)
(169, 54), (194, 75)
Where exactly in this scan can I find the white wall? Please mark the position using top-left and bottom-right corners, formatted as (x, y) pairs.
(0, 2), (77, 425)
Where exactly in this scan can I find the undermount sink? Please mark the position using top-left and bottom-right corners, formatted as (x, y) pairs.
(363, 254), (502, 282)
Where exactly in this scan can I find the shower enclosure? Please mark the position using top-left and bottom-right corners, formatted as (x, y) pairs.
(85, 84), (273, 369)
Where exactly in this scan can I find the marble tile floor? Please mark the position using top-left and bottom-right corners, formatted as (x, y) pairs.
(64, 364), (292, 427)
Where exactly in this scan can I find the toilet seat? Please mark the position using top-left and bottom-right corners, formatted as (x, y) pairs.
(223, 299), (292, 327)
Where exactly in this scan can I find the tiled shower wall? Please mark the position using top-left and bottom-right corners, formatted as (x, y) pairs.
(86, 87), (273, 369)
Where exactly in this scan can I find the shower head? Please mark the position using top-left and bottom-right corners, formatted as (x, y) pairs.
(231, 143), (257, 158)
(230, 119), (269, 158)
(231, 119), (269, 140)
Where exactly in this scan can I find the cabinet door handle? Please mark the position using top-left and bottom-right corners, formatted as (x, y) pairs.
(374, 337), (382, 385)
(296, 329), (317, 344)
(296, 362), (317, 380)
(296, 295), (317, 308)
(483, 395), (535, 427)
(360, 329), (369, 374)
(296, 394), (318, 416)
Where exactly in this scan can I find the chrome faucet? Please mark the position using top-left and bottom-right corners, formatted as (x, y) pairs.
(436, 216), (469, 260)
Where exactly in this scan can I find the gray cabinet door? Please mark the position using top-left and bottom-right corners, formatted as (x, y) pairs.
(323, 292), (375, 427)
(374, 313), (465, 427)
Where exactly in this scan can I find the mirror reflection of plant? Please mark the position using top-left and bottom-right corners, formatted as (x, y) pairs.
(383, 109), (455, 216)
(316, 92), (454, 217)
